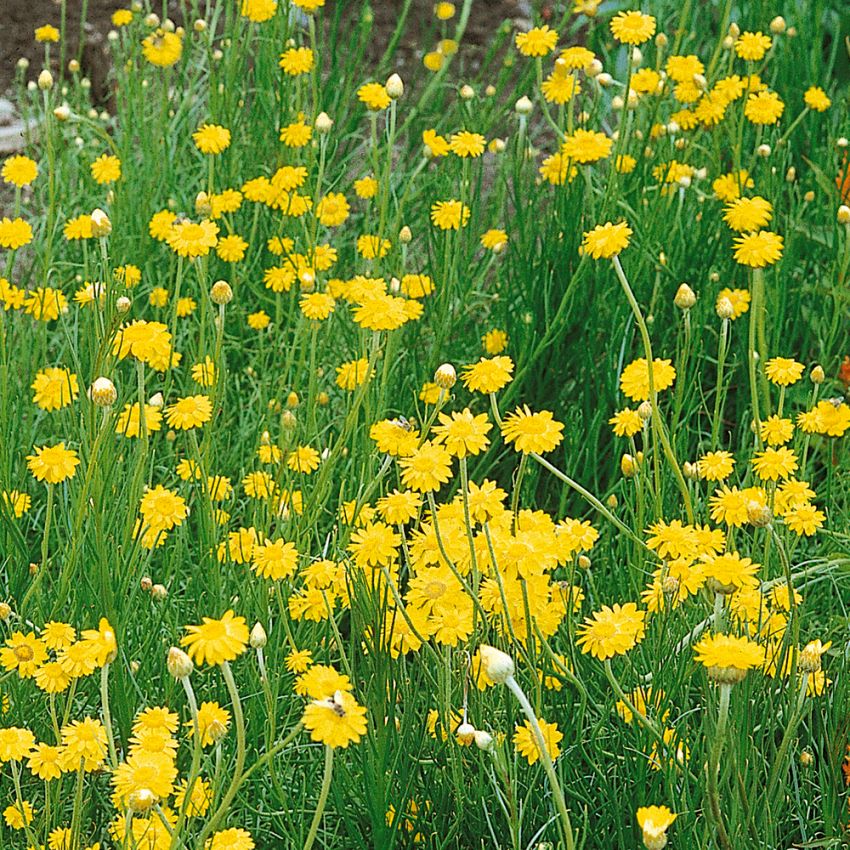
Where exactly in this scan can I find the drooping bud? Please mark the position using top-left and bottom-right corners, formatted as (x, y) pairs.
(167, 646), (193, 680)
(477, 644), (515, 684)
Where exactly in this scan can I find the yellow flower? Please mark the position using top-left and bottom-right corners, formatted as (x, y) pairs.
(716, 287), (750, 318)
(610, 10), (656, 45)
(287, 445), (321, 474)
(140, 485), (188, 531)
(316, 192), (350, 226)
(165, 395), (213, 430)
(1, 631), (47, 677)
(181, 610), (249, 666)
(27, 442), (80, 484)
(354, 175), (378, 198)
(430, 200), (470, 230)
(461, 355), (514, 393)
(449, 131), (486, 158)
(636, 805), (676, 849)
(399, 441), (453, 493)
(336, 357), (371, 389)
(697, 451), (735, 481)
(723, 196), (772, 232)
(577, 602), (646, 660)
(0, 217), (33, 250)
(693, 633), (765, 683)
(142, 29), (183, 67)
(581, 220), (632, 259)
(2, 155), (38, 187)
(91, 154), (121, 184)
(561, 129), (612, 163)
(752, 446), (798, 481)
(60, 717), (108, 771)
(193, 124), (231, 155)
(27, 742), (64, 780)
(216, 234), (248, 262)
(358, 82), (391, 110)
(515, 25), (558, 57)
(804, 86), (831, 112)
(735, 31), (772, 61)
(112, 752), (178, 806)
(303, 691), (368, 748)
(744, 90), (784, 125)
(0, 727), (36, 762)
(279, 46), (314, 75)
(2, 489), (31, 518)
(31, 367), (79, 411)
(241, 0), (277, 22)
(35, 24), (60, 42)
(167, 219), (219, 258)
(512, 717), (562, 764)
(206, 827), (255, 850)
(433, 408), (492, 457)
(194, 701), (231, 746)
(501, 405), (564, 454)
(765, 356), (804, 386)
(3, 800), (35, 829)
(619, 358), (676, 402)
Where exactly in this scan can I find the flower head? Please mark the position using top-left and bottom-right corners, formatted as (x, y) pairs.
(181, 610), (249, 666)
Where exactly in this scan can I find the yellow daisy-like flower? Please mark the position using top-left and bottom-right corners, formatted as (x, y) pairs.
(2, 155), (38, 188)
(716, 287), (750, 319)
(433, 408), (492, 457)
(430, 200), (470, 230)
(165, 395), (213, 430)
(734, 31), (771, 62)
(803, 86), (831, 112)
(461, 355), (514, 393)
(515, 25), (558, 57)
(697, 450), (735, 481)
(193, 124), (231, 155)
(26, 443), (80, 484)
(31, 367), (79, 412)
(0, 217), (33, 250)
(576, 602), (646, 660)
(752, 446), (798, 481)
(449, 131), (486, 158)
(142, 29), (183, 67)
(636, 806), (677, 848)
(181, 610), (249, 666)
(512, 717), (563, 764)
(500, 405), (564, 454)
(619, 358), (676, 402)
(732, 230), (783, 267)
(35, 25), (60, 42)
(744, 90), (784, 125)
(90, 154), (121, 184)
(561, 129), (612, 163)
(241, 0), (277, 22)
(723, 196), (772, 232)
(609, 408), (643, 438)
(610, 10), (656, 45)
(693, 633), (764, 683)
(302, 691), (368, 748)
(207, 828), (255, 850)
(399, 440), (453, 493)
(581, 221), (632, 259)
(279, 46), (314, 75)
(167, 219), (219, 258)
(358, 82), (391, 110)
(764, 357), (804, 386)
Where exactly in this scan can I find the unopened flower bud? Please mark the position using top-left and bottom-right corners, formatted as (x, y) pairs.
(674, 283), (696, 310)
(434, 363), (456, 390)
(655, 32), (668, 49)
(90, 376), (117, 407)
(127, 789), (157, 813)
(167, 646), (193, 680)
(399, 225), (412, 244)
(17, 57), (29, 71)
(722, 35), (734, 49)
(578, 554), (592, 570)
(210, 280), (233, 305)
(144, 13), (160, 26)
(281, 410), (297, 431)
(683, 461), (699, 480)
(728, 22), (740, 38)
(485, 84), (496, 96)
(286, 391), (299, 409)
(38, 69), (54, 90)
(810, 364), (825, 384)
(587, 58), (603, 77)
(769, 16), (786, 34)
(455, 721), (475, 745)
(151, 583), (167, 600)
(478, 644), (515, 684)
(0, 602), (11, 621)
(606, 493), (618, 508)
(473, 729), (494, 751)
(803, 190), (814, 203)
(140, 576), (153, 592)
(250, 622), (268, 649)
(91, 209), (112, 237)
(68, 59), (80, 73)
(837, 137), (848, 149)
(148, 392), (164, 408)
(620, 453), (638, 478)
(194, 19), (207, 32)
(459, 84), (475, 100)
(716, 297), (735, 320)
(756, 143), (771, 158)
(515, 95), (533, 115)
(747, 501), (772, 527)
(838, 205), (850, 225)
(637, 401), (653, 421)
(386, 73), (404, 99)
(785, 166), (796, 182)
(315, 112), (333, 134)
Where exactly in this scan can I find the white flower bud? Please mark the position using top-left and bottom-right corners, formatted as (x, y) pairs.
(478, 644), (515, 684)
(386, 73), (404, 99)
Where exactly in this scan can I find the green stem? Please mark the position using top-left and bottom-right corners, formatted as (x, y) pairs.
(303, 745), (334, 850)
